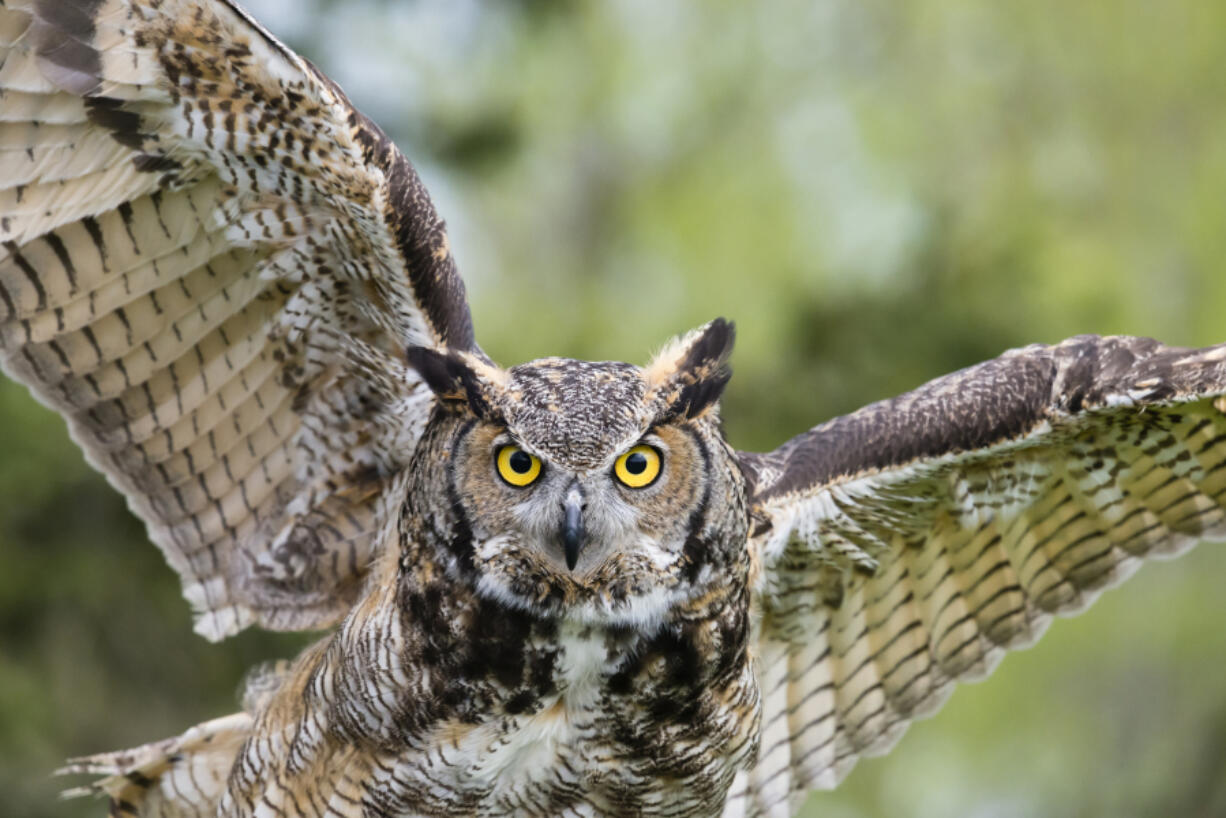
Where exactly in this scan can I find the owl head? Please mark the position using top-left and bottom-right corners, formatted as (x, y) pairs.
(404, 319), (749, 626)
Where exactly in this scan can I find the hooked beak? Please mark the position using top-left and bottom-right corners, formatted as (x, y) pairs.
(561, 485), (585, 571)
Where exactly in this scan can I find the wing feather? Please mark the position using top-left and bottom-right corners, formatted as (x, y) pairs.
(0, 0), (471, 639)
(729, 335), (1226, 815)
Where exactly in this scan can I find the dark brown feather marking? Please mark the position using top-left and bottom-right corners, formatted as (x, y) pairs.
(341, 103), (476, 352)
(84, 98), (148, 152)
(659, 318), (736, 422)
(406, 347), (501, 421)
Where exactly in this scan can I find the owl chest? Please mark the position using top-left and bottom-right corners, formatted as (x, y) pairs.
(453, 625), (612, 781)
(382, 619), (759, 815)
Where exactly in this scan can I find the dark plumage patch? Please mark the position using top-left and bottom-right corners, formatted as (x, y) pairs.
(407, 347), (501, 420)
(680, 531), (709, 585)
(132, 153), (183, 174)
(84, 97), (148, 151)
(442, 425), (479, 572)
(657, 319), (736, 422)
(504, 690), (536, 714)
(124, 770), (155, 789)
(334, 102), (476, 351)
(678, 426), (715, 584)
(462, 604), (536, 689)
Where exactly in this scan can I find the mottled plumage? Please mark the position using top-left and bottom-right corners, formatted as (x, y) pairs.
(2, 2), (1224, 817)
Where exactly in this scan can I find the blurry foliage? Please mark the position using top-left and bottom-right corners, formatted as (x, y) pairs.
(3, 0), (1226, 816)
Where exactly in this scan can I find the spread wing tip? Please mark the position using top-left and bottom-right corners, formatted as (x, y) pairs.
(742, 335), (1226, 505)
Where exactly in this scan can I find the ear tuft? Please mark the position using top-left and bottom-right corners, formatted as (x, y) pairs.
(406, 347), (505, 419)
(646, 318), (736, 421)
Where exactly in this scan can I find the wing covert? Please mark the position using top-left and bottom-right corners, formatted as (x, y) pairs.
(729, 335), (1226, 816)
(0, 0), (474, 639)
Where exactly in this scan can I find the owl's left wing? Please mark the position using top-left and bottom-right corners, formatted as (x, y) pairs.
(727, 334), (1226, 817)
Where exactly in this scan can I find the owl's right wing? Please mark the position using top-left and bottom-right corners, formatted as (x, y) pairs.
(728, 335), (1226, 817)
(0, 0), (474, 640)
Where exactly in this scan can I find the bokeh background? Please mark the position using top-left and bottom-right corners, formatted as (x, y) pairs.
(3, 0), (1226, 815)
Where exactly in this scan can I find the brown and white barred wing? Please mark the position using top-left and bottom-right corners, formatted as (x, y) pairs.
(727, 335), (1226, 817)
(59, 713), (253, 818)
(0, 0), (474, 639)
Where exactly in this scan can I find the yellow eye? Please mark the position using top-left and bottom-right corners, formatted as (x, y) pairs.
(614, 444), (662, 489)
(496, 445), (542, 487)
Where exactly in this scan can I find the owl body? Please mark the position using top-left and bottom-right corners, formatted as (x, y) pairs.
(225, 586), (760, 817)
(217, 352), (761, 816)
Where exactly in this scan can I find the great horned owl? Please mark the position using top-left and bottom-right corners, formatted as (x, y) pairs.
(2, 1), (1224, 816)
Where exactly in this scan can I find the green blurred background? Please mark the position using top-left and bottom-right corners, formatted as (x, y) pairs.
(3, 0), (1226, 815)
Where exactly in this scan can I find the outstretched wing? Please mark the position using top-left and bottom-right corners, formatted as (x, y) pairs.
(727, 335), (1226, 817)
(0, 0), (474, 640)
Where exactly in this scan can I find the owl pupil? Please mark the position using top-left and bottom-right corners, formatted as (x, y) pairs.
(509, 450), (533, 473)
(625, 452), (648, 474)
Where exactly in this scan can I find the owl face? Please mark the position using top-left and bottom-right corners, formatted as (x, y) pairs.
(406, 320), (748, 626)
